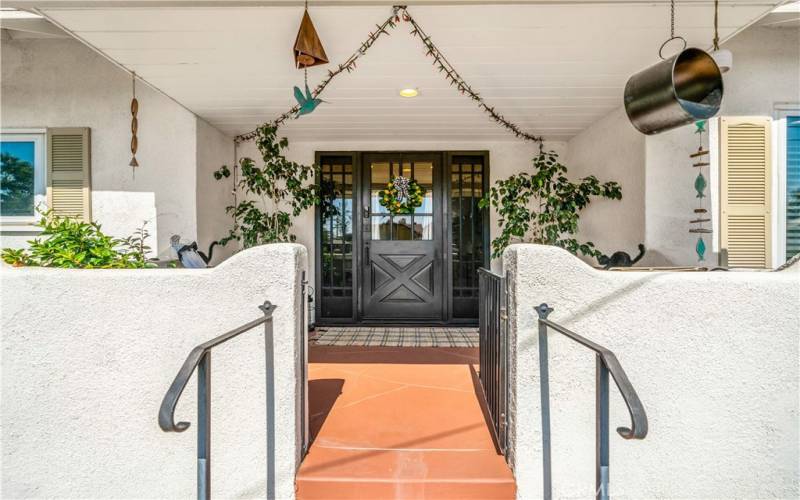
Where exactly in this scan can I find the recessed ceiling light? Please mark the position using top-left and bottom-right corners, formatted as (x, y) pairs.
(399, 88), (419, 98)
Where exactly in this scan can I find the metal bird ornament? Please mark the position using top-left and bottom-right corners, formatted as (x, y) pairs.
(695, 120), (707, 134)
(294, 83), (324, 117)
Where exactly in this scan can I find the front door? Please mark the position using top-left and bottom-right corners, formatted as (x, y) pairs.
(361, 153), (444, 321)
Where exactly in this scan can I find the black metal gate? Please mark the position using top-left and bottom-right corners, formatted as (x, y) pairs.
(478, 268), (509, 455)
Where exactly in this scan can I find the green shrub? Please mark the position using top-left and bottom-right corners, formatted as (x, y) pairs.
(1, 210), (154, 269)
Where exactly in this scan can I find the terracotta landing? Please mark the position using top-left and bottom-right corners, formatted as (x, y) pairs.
(296, 346), (516, 500)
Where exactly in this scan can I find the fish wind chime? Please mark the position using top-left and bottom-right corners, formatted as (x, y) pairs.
(690, 120), (711, 261)
(292, 1), (328, 116)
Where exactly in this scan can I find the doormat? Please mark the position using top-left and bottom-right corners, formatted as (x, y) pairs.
(310, 326), (478, 348)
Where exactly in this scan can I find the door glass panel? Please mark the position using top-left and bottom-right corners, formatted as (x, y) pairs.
(393, 215), (414, 240)
(451, 155), (487, 318)
(372, 216), (392, 240)
(401, 161), (412, 178)
(371, 161), (390, 214)
(413, 215), (433, 240)
(371, 157), (435, 240)
(414, 161), (434, 214)
(319, 156), (354, 318)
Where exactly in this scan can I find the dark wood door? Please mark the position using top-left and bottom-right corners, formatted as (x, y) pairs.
(360, 153), (444, 321)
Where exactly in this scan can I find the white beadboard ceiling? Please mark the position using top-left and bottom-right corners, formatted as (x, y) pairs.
(40, 1), (781, 141)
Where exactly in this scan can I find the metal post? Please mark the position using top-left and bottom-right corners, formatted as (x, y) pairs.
(596, 356), (610, 500)
(260, 301), (276, 500)
(535, 304), (553, 500)
(300, 274), (309, 457)
(197, 352), (211, 500)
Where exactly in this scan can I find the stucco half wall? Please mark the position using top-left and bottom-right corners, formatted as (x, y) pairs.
(503, 244), (799, 499)
(0, 244), (307, 499)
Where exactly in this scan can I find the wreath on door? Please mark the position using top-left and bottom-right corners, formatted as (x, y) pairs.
(379, 176), (426, 215)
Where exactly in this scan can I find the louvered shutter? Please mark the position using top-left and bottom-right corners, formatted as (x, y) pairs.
(47, 128), (91, 221)
(719, 117), (772, 268)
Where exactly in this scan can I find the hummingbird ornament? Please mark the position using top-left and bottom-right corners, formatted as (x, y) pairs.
(694, 120), (707, 134)
(293, 83), (325, 117)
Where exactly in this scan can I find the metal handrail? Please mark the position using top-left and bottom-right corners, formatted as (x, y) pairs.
(535, 303), (647, 500)
(536, 305), (648, 440)
(158, 301), (277, 500)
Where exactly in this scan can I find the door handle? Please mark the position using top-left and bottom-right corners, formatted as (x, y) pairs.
(363, 205), (370, 219)
(365, 242), (370, 261)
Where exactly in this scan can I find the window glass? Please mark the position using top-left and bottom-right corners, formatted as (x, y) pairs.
(414, 161), (434, 214)
(371, 216), (392, 240)
(1, 134), (44, 218)
(413, 215), (433, 240)
(787, 116), (800, 259)
(450, 156), (486, 317)
(318, 156), (354, 318)
(371, 162), (390, 214)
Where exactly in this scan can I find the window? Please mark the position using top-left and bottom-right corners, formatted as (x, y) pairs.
(1, 130), (46, 223)
(784, 115), (800, 260)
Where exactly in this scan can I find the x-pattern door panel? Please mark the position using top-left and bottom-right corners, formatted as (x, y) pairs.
(361, 153), (444, 321)
(370, 248), (434, 303)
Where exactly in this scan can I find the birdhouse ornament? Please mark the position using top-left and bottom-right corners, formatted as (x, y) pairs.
(293, 8), (328, 69)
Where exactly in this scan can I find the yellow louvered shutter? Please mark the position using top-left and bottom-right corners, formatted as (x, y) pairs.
(47, 128), (91, 221)
(719, 117), (772, 268)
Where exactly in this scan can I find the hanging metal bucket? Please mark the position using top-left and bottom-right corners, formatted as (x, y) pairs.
(624, 48), (723, 135)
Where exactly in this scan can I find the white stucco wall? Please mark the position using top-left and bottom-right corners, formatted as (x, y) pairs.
(1, 38), (234, 260)
(0, 244), (307, 499)
(196, 118), (237, 265)
(566, 24), (800, 267)
(235, 137), (568, 284)
(504, 244), (800, 499)
(566, 107), (646, 262)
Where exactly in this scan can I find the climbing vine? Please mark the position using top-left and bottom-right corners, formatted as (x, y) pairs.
(479, 150), (622, 259)
(214, 125), (319, 247)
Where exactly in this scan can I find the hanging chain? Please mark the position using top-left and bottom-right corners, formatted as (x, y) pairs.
(713, 0), (720, 50)
(670, 0), (675, 39)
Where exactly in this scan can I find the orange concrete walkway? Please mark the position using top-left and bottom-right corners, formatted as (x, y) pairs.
(296, 346), (516, 500)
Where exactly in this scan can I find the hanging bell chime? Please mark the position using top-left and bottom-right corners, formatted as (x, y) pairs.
(293, 9), (328, 69)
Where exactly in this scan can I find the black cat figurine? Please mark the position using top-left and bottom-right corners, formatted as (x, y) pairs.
(597, 244), (646, 270)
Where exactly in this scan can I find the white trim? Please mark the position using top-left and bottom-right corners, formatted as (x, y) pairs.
(775, 103), (800, 118)
(773, 118), (786, 266)
(710, 117), (721, 254)
(1, 131), (47, 228)
(1, 128), (46, 134)
(773, 103), (800, 265)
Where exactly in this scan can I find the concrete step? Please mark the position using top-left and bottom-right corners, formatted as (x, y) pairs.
(296, 447), (515, 499)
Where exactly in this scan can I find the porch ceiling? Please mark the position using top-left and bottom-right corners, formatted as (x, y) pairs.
(38, 1), (780, 142)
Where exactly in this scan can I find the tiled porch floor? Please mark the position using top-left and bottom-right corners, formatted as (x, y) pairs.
(310, 327), (479, 348)
(296, 346), (515, 500)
